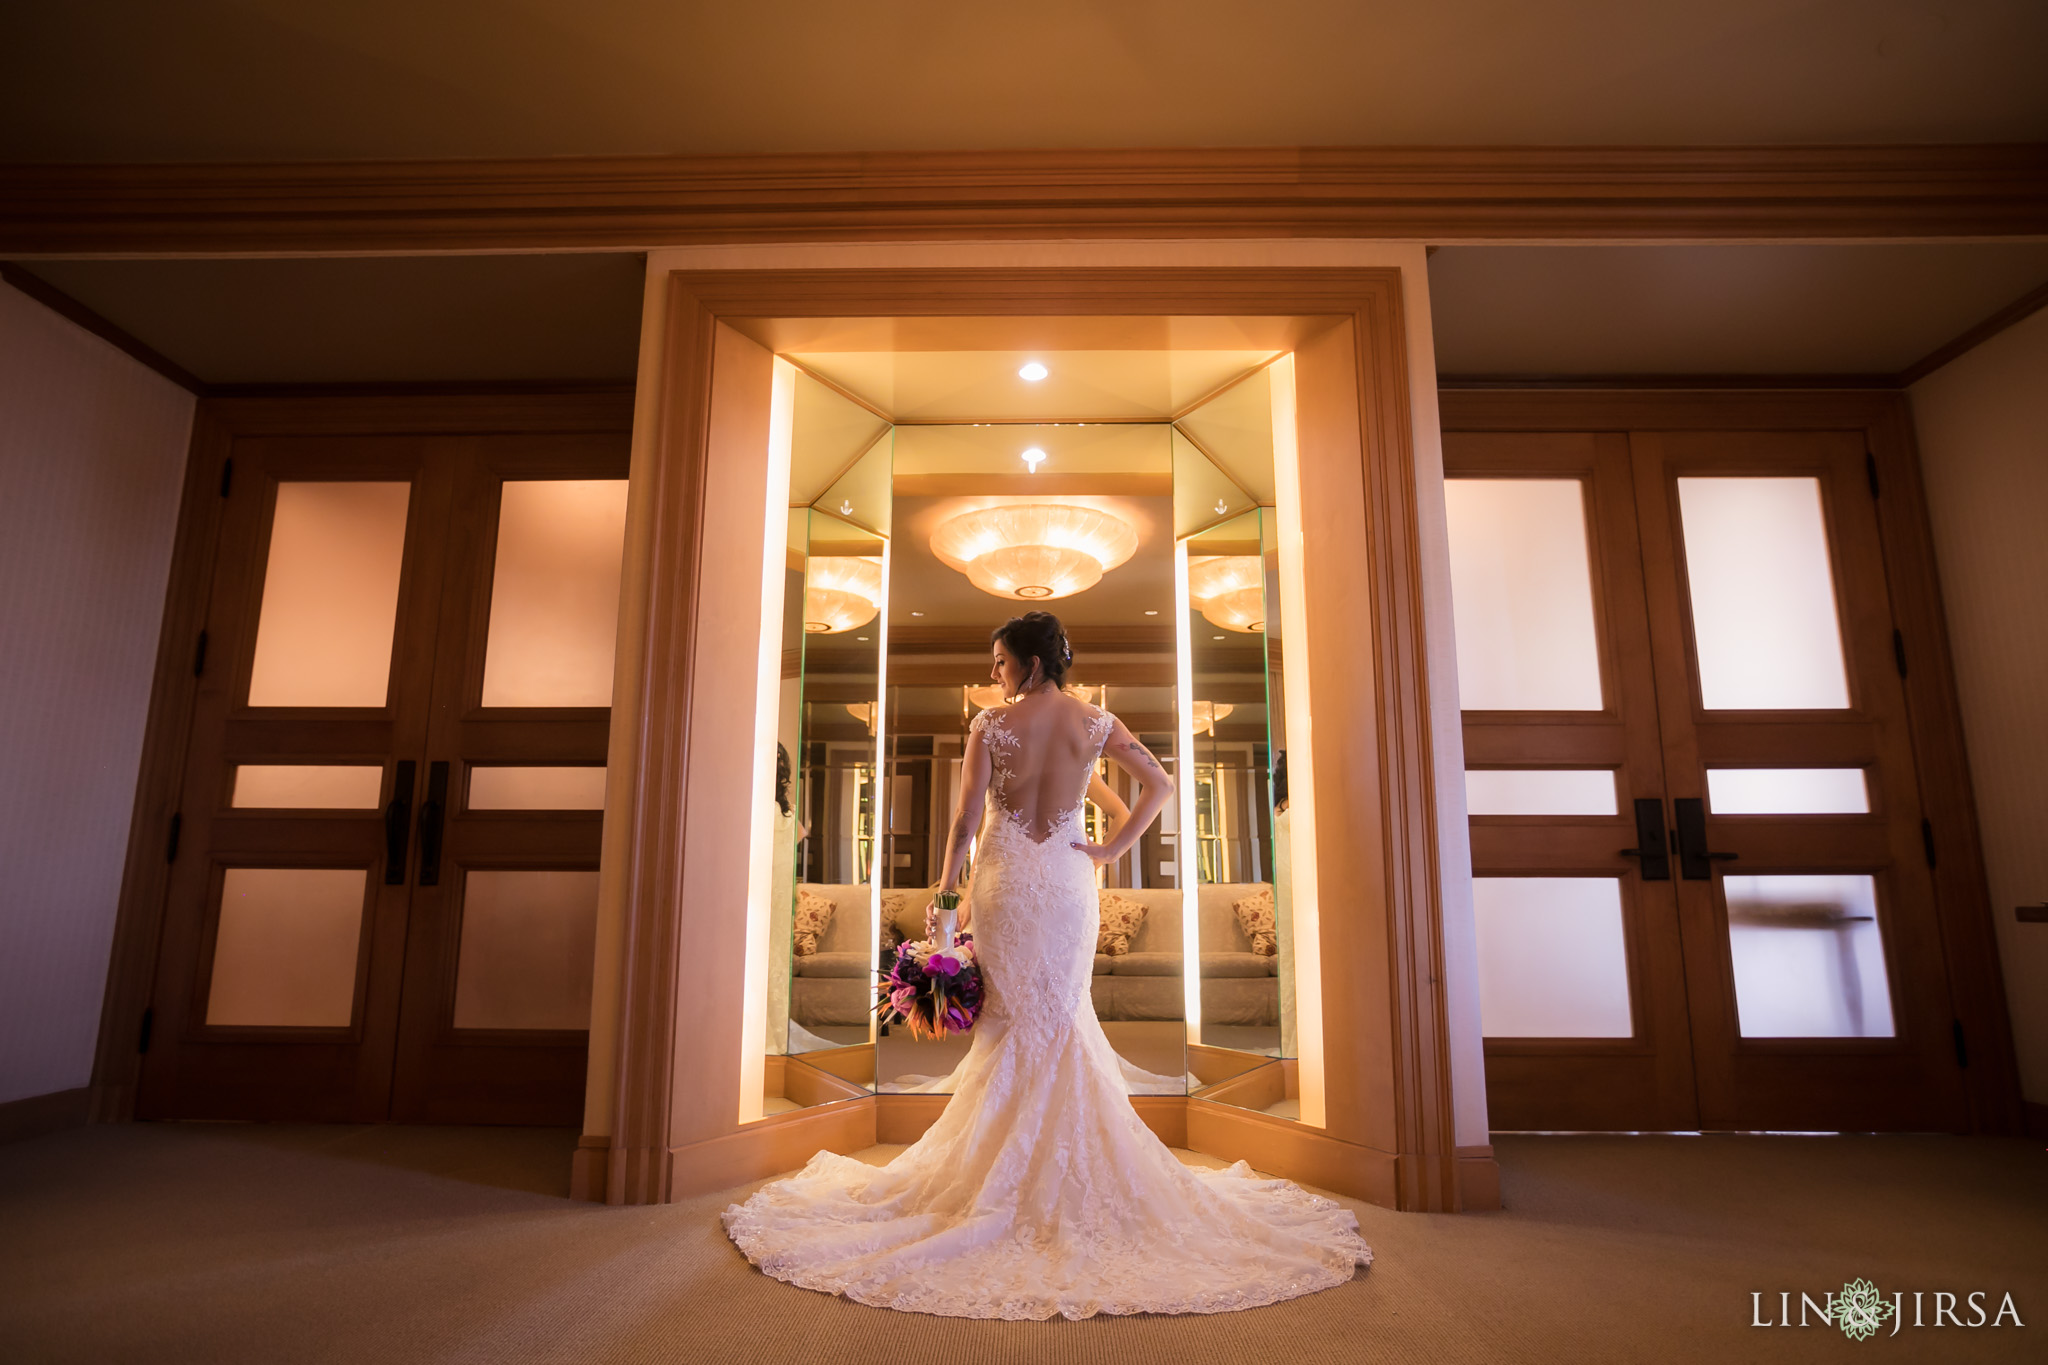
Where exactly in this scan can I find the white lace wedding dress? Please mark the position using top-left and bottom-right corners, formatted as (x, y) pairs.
(723, 701), (1371, 1319)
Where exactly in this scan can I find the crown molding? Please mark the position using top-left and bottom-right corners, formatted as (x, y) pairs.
(4, 144), (2045, 254)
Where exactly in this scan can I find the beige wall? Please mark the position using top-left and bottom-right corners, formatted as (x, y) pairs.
(0, 282), (196, 1105)
(1909, 304), (2048, 1106)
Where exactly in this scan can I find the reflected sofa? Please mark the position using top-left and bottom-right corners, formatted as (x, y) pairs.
(788, 882), (1278, 1029)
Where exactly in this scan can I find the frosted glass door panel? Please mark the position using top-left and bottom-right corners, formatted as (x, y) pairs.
(1473, 877), (1633, 1037)
(480, 480), (629, 707)
(452, 870), (600, 1030)
(1444, 480), (1604, 711)
(1676, 478), (1850, 710)
(1465, 769), (1618, 816)
(1724, 874), (1893, 1037)
(206, 868), (366, 1026)
(231, 765), (383, 809)
(247, 482), (411, 707)
(1707, 768), (1869, 814)
(468, 765), (607, 811)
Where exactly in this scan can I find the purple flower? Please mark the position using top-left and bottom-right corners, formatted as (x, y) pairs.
(925, 949), (964, 978)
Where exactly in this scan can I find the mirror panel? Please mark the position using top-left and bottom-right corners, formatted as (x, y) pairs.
(758, 376), (892, 1113)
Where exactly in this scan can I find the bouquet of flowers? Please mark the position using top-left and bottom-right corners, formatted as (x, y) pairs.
(876, 891), (984, 1039)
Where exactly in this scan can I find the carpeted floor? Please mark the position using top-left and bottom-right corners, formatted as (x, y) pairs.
(1, 1122), (2042, 1363)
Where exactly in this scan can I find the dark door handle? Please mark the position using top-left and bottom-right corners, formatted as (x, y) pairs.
(1673, 797), (1738, 880)
(417, 761), (449, 886)
(383, 760), (416, 885)
(1619, 797), (1672, 881)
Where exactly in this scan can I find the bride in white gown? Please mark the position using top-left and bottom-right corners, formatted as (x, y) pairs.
(724, 613), (1371, 1319)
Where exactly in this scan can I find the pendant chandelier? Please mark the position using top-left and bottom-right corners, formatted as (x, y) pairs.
(1186, 555), (1266, 634)
(804, 556), (883, 634)
(1191, 700), (1236, 736)
(930, 503), (1139, 602)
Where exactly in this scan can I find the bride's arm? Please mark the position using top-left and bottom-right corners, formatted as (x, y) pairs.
(1073, 716), (1174, 866)
(937, 725), (992, 898)
(1086, 772), (1130, 843)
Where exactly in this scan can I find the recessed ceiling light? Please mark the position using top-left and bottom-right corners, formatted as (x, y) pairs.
(1213, 635), (1226, 640)
(1021, 447), (1047, 472)
(857, 636), (870, 641)
(1018, 362), (1048, 382)
(1144, 610), (1159, 616)
(910, 610), (924, 617)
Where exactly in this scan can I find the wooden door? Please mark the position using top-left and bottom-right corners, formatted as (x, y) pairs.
(1630, 431), (1966, 1131)
(139, 432), (627, 1125)
(1446, 433), (1699, 1130)
(138, 438), (455, 1120)
(1446, 426), (1970, 1134)
(389, 437), (626, 1124)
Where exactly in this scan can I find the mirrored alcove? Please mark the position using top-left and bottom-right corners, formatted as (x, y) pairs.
(741, 329), (1320, 1133)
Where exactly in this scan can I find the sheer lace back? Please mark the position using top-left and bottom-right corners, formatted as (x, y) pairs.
(971, 695), (1114, 844)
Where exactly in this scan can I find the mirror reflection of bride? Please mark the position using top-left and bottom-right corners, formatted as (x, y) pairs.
(724, 613), (1371, 1319)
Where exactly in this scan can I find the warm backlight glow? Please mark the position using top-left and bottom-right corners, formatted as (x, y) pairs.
(1018, 362), (1048, 382)
(929, 503), (1138, 602)
(803, 556), (883, 633)
(1187, 555), (1266, 633)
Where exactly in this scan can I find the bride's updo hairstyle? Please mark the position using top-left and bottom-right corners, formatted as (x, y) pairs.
(992, 611), (1073, 690)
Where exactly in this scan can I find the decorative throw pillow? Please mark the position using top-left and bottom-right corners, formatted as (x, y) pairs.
(878, 889), (928, 951)
(1232, 886), (1278, 956)
(792, 889), (836, 956)
(1096, 892), (1148, 956)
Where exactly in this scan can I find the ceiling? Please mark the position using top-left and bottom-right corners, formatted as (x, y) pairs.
(789, 350), (1279, 423)
(3, 2), (2043, 162)
(16, 254), (645, 384)
(1429, 243), (2048, 378)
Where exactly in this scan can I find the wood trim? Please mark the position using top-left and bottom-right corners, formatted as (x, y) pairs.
(88, 405), (232, 1122)
(0, 1087), (92, 1146)
(668, 1097), (878, 1201)
(1438, 373), (1900, 391)
(604, 266), (1463, 1209)
(4, 145), (2044, 254)
(569, 1133), (609, 1202)
(1896, 277), (2048, 386)
(1187, 1099), (1399, 1206)
(0, 260), (203, 392)
(1437, 388), (2024, 1137)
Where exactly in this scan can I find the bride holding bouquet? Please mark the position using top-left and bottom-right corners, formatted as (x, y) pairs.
(724, 612), (1370, 1319)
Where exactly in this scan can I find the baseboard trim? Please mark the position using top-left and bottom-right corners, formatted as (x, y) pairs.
(665, 1098), (877, 1201)
(1186, 1098), (1400, 1206)
(1456, 1143), (1503, 1212)
(0, 1086), (91, 1145)
(875, 1092), (1188, 1149)
(569, 1133), (610, 1202)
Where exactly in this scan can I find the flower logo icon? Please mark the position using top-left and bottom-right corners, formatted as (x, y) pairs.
(1835, 1279), (1895, 1341)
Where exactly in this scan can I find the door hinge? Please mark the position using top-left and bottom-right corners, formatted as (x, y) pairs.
(192, 629), (208, 677)
(138, 1007), (154, 1054)
(1921, 818), (1937, 868)
(1891, 628), (1907, 678)
(1952, 1019), (1969, 1069)
(219, 458), (234, 498)
(165, 812), (182, 863)
(1865, 451), (1880, 497)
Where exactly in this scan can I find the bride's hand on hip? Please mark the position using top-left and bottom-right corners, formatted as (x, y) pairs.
(1070, 840), (1115, 866)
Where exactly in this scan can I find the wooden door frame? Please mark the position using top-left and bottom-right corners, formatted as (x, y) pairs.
(87, 390), (637, 1124)
(1438, 388), (2024, 1135)
(595, 266), (1483, 1211)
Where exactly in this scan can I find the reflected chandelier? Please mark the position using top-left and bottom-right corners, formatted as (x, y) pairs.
(1186, 555), (1265, 634)
(930, 503), (1139, 602)
(804, 556), (883, 634)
